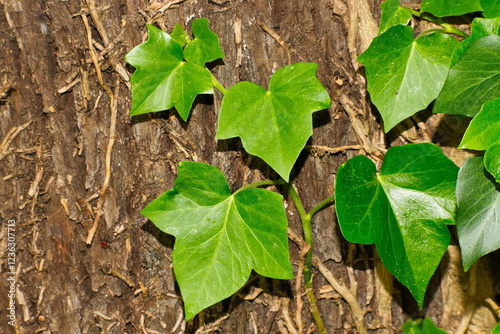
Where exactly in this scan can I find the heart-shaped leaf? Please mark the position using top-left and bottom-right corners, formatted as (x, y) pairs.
(433, 34), (500, 117)
(456, 156), (500, 270)
(358, 25), (458, 132)
(421, 0), (483, 17)
(141, 162), (293, 320)
(481, 0), (500, 18)
(171, 24), (190, 47)
(216, 63), (331, 181)
(459, 98), (500, 150)
(336, 143), (459, 306)
(379, 0), (412, 34)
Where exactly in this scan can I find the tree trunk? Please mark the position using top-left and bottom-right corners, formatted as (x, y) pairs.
(0, 0), (498, 333)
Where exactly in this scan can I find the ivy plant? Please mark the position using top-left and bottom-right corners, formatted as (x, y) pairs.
(126, 1), (500, 331)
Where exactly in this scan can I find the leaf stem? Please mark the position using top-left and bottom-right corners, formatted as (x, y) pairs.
(233, 179), (286, 195)
(210, 72), (227, 95)
(411, 10), (469, 38)
(307, 193), (335, 220)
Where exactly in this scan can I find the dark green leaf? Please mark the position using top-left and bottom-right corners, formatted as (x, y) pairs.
(456, 156), (500, 271)
(336, 143), (458, 306)
(485, 142), (500, 182)
(481, 0), (500, 18)
(402, 318), (448, 334)
(459, 98), (500, 150)
(141, 162), (292, 320)
(184, 18), (225, 66)
(358, 25), (458, 131)
(379, 0), (413, 34)
(125, 24), (213, 120)
(433, 34), (500, 117)
(451, 17), (500, 65)
(171, 24), (190, 47)
(216, 63), (331, 181)
(421, 0), (483, 17)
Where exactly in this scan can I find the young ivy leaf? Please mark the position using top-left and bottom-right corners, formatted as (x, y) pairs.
(141, 161), (293, 320)
(184, 18), (225, 66)
(421, 0), (483, 17)
(335, 143), (459, 306)
(379, 0), (412, 35)
(358, 25), (458, 132)
(402, 318), (448, 334)
(459, 98), (500, 150)
(433, 34), (500, 117)
(485, 142), (500, 182)
(125, 20), (224, 120)
(456, 156), (500, 271)
(216, 63), (331, 181)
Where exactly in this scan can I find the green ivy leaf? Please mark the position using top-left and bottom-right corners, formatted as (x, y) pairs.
(493, 322), (500, 334)
(184, 18), (225, 66)
(485, 142), (500, 182)
(402, 318), (448, 334)
(358, 25), (458, 132)
(336, 143), (458, 306)
(216, 63), (331, 181)
(171, 24), (190, 47)
(141, 161), (293, 320)
(481, 0), (500, 18)
(457, 156), (500, 271)
(421, 0), (483, 17)
(433, 34), (500, 117)
(459, 98), (500, 150)
(451, 17), (500, 65)
(379, 0), (412, 34)
(125, 24), (213, 120)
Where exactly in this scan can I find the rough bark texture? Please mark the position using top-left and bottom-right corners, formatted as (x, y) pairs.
(0, 0), (498, 333)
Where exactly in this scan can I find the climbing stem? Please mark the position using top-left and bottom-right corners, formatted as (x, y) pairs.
(285, 182), (333, 334)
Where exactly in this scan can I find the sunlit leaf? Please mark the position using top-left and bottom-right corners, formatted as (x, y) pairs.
(459, 98), (500, 150)
(402, 318), (448, 334)
(379, 0), (412, 34)
(485, 142), (500, 182)
(421, 0), (483, 17)
(141, 162), (293, 319)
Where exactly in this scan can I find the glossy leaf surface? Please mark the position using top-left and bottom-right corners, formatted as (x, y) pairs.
(358, 25), (458, 131)
(433, 34), (500, 117)
(336, 143), (459, 306)
(379, 0), (412, 34)
(456, 156), (500, 270)
(459, 98), (500, 150)
(481, 0), (500, 18)
(421, 0), (483, 17)
(485, 142), (500, 182)
(216, 63), (331, 181)
(141, 162), (292, 320)
(184, 18), (225, 66)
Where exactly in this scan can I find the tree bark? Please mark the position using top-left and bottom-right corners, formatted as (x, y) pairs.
(0, 0), (498, 333)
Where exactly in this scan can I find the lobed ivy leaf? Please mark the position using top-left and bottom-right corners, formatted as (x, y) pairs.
(456, 156), (500, 271)
(184, 18), (225, 66)
(125, 24), (214, 120)
(402, 318), (448, 334)
(433, 34), (500, 117)
(485, 142), (500, 182)
(335, 143), (459, 306)
(171, 24), (190, 47)
(481, 0), (500, 18)
(358, 25), (458, 132)
(459, 98), (500, 150)
(421, 0), (483, 17)
(379, 0), (412, 34)
(216, 63), (331, 181)
(141, 161), (293, 320)
(451, 17), (500, 65)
